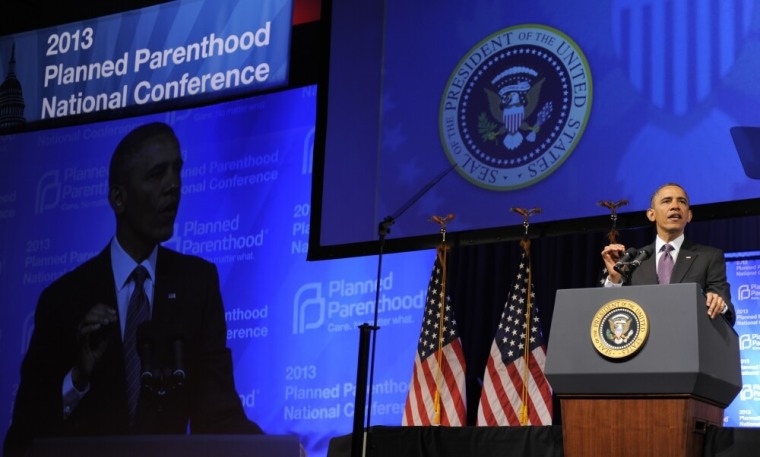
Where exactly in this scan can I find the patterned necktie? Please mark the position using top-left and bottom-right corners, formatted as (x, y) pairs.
(123, 265), (150, 423)
(657, 244), (674, 285)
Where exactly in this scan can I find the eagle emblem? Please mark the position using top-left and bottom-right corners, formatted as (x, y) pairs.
(606, 313), (633, 344)
(438, 24), (591, 191)
(591, 299), (648, 359)
(484, 66), (552, 150)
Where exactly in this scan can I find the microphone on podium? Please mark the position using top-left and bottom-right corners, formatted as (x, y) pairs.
(136, 321), (156, 393)
(630, 246), (654, 269)
(614, 246), (653, 284)
(170, 330), (186, 388)
(624, 246), (654, 279)
(613, 247), (638, 275)
(136, 321), (186, 395)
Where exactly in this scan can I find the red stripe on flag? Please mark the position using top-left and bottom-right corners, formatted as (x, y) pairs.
(402, 248), (467, 426)
(476, 250), (553, 426)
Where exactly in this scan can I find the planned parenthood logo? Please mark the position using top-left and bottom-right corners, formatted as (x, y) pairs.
(293, 283), (325, 334)
(439, 24), (592, 191)
(737, 284), (760, 301)
(35, 170), (61, 214)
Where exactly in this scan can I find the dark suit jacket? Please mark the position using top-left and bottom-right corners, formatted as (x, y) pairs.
(627, 238), (736, 326)
(4, 245), (263, 457)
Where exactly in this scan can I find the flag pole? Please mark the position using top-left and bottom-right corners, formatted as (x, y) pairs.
(596, 199), (629, 284)
(597, 199), (628, 244)
(352, 165), (456, 457)
(402, 213), (466, 428)
(430, 214), (454, 425)
(510, 207), (541, 425)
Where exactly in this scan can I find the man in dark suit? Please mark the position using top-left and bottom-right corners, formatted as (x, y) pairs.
(4, 122), (264, 457)
(601, 182), (736, 326)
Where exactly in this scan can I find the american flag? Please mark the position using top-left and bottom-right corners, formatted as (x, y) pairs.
(599, 265), (610, 285)
(402, 245), (466, 426)
(477, 246), (553, 426)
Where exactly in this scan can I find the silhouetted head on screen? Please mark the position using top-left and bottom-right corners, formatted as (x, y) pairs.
(108, 122), (183, 262)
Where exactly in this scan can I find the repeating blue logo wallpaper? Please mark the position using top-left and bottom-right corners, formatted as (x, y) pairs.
(725, 251), (760, 426)
(0, 86), (437, 457)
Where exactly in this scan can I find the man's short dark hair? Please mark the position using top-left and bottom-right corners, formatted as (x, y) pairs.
(649, 182), (689, 208)
(109, 122), (180, 187)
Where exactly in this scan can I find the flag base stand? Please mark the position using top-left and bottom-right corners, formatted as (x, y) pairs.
(351, 324), (374, 457)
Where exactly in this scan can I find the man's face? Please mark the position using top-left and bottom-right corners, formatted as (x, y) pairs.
(646, 185), (692, 238)
(116, 137), (183, 248)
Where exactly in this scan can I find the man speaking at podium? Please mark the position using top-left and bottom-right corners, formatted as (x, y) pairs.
(600, 183), (736, 327)
(4, 122), (265, 457)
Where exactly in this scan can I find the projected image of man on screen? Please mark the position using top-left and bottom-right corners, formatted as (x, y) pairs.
(4, 122), (266, 457)
(600, 183), (736, 327)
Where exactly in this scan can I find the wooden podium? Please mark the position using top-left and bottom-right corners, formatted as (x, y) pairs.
(545, 284), (741, 457)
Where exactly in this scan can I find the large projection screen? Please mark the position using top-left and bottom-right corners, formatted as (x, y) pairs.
(1, 4), (450, 457)
(310, 0), (760, 260)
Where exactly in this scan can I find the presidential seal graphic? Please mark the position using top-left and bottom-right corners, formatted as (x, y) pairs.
(439, 24), (592, 190)
(590, 299), (649, 360)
